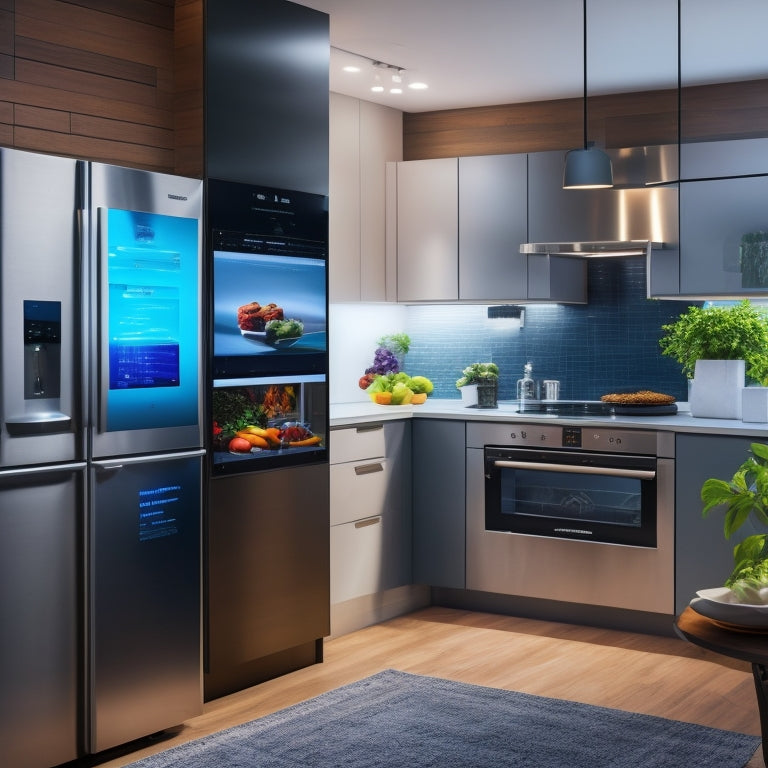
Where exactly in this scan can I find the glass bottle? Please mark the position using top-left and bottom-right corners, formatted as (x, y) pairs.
(516, 362), (535, 410)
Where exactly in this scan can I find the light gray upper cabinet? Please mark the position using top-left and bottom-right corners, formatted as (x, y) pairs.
(395, 157), (459, 302)
(329, 93), (402, 302)
(394, 153), (588, 303)
(458, 154), (528, 301)
(679, 175), (768, 295)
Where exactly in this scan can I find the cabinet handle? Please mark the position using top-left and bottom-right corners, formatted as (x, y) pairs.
(355, 424), (383, 433)
(355, 462), (384, 475)
(355, 516), (382, 529)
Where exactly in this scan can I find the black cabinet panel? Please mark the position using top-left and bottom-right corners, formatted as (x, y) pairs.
(205, 0), (329, 195)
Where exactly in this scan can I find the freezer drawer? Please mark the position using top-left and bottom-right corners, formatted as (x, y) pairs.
(0, 464), (85, 768)
(88, 451), (203, 753)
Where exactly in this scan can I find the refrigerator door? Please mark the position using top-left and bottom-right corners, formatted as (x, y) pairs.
(0, 148), (84, 468)
(87, 163), (203, 459)
(88, 450), (203, 753)
(0, 463), (86, 768)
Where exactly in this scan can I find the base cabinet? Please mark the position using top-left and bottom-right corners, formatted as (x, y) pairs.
(412, 419), (466, 589)
(330, 421), (412, 604)
(675, 433), (762, 613)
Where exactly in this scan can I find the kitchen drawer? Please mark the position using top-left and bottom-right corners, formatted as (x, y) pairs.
(331, 515), (385, 603)
(330, 423), (385, 465)
(330, 458), (389, 525)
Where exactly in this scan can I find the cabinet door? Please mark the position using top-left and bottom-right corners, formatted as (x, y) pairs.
(458, 154), (527, 301)
(329, 93), (361, 302)
(412, 419), (466, 589)
(675, 434), (761, 614)
(396, 158), (458, 301)
(680, 176), (768, 295)
(360, 101), (402, 302)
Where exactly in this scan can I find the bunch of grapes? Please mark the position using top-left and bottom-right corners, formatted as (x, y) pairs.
(365, 346), (400, 375)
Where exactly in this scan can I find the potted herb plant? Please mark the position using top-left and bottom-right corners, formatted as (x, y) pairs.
(702, 442), (768, 603)
(659, 300), (768, 418)
(456, 362), (499, 408)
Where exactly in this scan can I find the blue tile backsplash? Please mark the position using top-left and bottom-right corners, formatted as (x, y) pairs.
(404, 259), (697, 401)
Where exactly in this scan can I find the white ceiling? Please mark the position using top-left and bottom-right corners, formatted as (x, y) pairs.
(292, 0), (768, 113)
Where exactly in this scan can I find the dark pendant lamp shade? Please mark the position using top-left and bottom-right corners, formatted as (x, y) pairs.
(563, 0), (613, 190)
(563, 143), (614, 188)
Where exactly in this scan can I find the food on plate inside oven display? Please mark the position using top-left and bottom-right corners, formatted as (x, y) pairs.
(237, 301), (284, 331)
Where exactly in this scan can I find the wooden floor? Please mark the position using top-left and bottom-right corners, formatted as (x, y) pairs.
(87, 606), (764, 767)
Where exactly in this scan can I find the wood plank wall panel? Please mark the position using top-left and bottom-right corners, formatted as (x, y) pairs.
(0, 0), (179, 173)
(404, 80), (768, 160)
(173, 0), (203, 178)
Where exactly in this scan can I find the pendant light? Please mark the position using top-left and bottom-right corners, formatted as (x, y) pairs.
(563, 0), (613, 189)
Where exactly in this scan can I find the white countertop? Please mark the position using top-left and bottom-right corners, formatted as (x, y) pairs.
(330, 398), (768, 436)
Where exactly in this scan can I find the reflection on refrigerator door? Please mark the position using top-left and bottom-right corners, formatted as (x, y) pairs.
(0, 466), (85, 768)
(88, 451), (203, 753)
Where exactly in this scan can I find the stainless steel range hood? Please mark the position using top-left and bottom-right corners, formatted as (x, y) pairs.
(520, 240), (663, 258)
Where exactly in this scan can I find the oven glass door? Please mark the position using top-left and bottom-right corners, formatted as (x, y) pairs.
(484, 446), (657, 547)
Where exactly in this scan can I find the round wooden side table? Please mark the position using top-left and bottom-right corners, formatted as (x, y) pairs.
(675, 606), (768, 766)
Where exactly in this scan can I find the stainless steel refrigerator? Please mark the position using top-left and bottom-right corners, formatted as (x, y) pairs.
(0, 148), (205, 767)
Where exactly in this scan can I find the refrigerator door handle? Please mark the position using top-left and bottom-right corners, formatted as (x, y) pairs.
(92, 448), (205, 470)
(0, 461), (87, 479)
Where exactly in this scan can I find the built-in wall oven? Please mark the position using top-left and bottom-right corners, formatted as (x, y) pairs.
(466, 422), (675, 615)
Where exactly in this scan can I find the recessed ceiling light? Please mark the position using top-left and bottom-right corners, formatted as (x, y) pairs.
(371, 85), (384, 93)
(408, 82), (428, 90)
(343, 65), (361, 73)
(390, 88), (403, 94)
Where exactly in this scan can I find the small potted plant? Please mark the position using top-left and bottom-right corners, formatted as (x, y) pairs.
(659, 300), (768, 418)
(701, 442), (768, 604)
(456, 362), (499, 408)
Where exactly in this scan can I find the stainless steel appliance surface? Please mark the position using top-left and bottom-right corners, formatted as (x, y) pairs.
(0, 149), (205, 766)
(85, 162), (204, 753)
(466, 421), (675, 615)
(0, 148), (85, 768)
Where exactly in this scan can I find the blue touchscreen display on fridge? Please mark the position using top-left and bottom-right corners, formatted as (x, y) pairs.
(103, 208), (199, 431)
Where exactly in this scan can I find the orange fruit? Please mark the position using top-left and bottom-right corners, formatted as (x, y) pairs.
(374, 391), (393, 405)
(411, 393), (427, 404)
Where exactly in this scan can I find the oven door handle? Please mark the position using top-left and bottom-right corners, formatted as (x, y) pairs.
(492, 459), (656, 480)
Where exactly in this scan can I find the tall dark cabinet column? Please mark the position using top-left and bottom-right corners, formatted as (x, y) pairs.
(203, 0), (330, 700)
(205, 0), (329, 195)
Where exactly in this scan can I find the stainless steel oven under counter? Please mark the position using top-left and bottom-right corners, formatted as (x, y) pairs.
(465, 421), (675, 615)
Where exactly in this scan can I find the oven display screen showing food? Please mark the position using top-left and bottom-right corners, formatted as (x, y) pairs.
(213, 250), (326, 379)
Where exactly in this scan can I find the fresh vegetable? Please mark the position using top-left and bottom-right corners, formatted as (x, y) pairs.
(408, 375), (434, 394)
(365, 347), (400, 375)
(377, 333), (410, 356)
(280, 423), (313, 443)
(265, 318), (303, 343)
(235, 430), (269, 449)
(289, 435), (322, 447)
(359, 373), (376, 390)
(212, 389), (267, 437)
(365, 372), (434, 405)
(228, 437), (252, 453)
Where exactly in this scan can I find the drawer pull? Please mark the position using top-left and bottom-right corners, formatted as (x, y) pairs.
(355, 424), (383, 434)
(355, 462), (384, 476)
(355, 516), (382, 529)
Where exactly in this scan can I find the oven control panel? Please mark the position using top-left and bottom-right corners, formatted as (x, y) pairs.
(485, 423), (661, 455)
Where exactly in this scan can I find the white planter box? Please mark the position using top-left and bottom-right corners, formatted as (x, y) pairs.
(460, 384), (478, 407)
(742, 387), (768, 423)
(689, 359), (745, 419)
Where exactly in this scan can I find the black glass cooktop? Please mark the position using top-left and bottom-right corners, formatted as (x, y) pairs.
(516, 400), (678, 417)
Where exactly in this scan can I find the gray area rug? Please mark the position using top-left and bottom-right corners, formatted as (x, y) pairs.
(126, 669), (760, 767)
